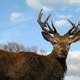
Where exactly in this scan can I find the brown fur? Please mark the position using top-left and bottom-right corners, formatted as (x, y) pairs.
(0, 47), (67, 80)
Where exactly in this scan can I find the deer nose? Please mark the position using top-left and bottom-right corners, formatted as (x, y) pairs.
(61, 49), (67, 56)
(61, 48), (67, 53)
(62, 49), (67, 53)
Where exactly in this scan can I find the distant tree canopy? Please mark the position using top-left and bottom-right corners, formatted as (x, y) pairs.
(0, 42), (26, 52)
(0, 42), (46, 54)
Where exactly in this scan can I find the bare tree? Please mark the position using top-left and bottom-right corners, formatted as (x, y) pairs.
(2, 42), (26, 52)
(0, 43), (40, 53)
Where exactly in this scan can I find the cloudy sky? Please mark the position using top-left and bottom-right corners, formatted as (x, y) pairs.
(0, 0), (80, 80)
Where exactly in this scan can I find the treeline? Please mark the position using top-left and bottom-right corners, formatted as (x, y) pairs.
(0, 42), (47, 54)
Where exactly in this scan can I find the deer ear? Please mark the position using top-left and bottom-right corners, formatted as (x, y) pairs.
(70, 35), (80, 43)
(42, 31), (53, 42)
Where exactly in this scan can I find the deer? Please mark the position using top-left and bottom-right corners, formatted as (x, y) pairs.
(0, 9), (80, 80)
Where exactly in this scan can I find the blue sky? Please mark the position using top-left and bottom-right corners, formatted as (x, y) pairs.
(0, 0), (80, 80)
(0, 0), (80, 52)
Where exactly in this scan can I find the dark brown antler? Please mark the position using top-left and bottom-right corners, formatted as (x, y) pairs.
(37, 9), (58, 35)
(51, 19), (58, 34)
(66, 19), (77, 35)
(74, 22), (80, 34)
(67, 19), (80, 35)
(66, 19), (80, 42)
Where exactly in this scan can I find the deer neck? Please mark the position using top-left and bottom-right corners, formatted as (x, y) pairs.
(50, 49), (68, 60)
(48, 50), (67, 72)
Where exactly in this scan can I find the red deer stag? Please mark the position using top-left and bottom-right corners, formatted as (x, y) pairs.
(0, 9), (80, 80)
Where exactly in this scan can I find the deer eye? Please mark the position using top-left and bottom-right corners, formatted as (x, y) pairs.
(53, 41), (57, 44)
(69, 43), (71, 45)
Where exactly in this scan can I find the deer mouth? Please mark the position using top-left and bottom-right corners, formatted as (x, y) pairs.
(54, 53), (67, 59)
(58, 54), (67, 59)
(58, 55), (66, 58)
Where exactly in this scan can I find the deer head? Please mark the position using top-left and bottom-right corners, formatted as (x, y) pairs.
(37, 9), (80, 59)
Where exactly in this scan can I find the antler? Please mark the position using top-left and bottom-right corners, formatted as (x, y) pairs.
(66, 19), (80, 42)
(66, 19), (80, 35)
(65, 19), (77, 35)
(37, 9), (58, 35)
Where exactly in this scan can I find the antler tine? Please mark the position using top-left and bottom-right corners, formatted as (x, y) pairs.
(67, 19), (80, 35)
(44, 14), (56, 34)
(37, 9), (43, 24)
(44, 14), (51, 25)
(74, 22), (80, 34)
(46, 21), (54, 34)
(66, 19), (77, 35)
(51, 20), (59, 35)
(37, 9), (50, 33)
(67, 19), (75, 26)
(65, 18), (80, 43)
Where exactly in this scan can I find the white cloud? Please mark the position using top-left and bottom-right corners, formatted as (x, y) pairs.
(55, 20), (66, 27)
(26, 0), (80, 11)
(10, 12), (23, 22)
(66, 51), (80, 76)
(58, 15), (72, 19)
(26, 0), (52, 12)
(26, 0), (42, 10)
(42, 6), (52, 12)
(65, 76), (80, 80)
(68, 0), (80, 4)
